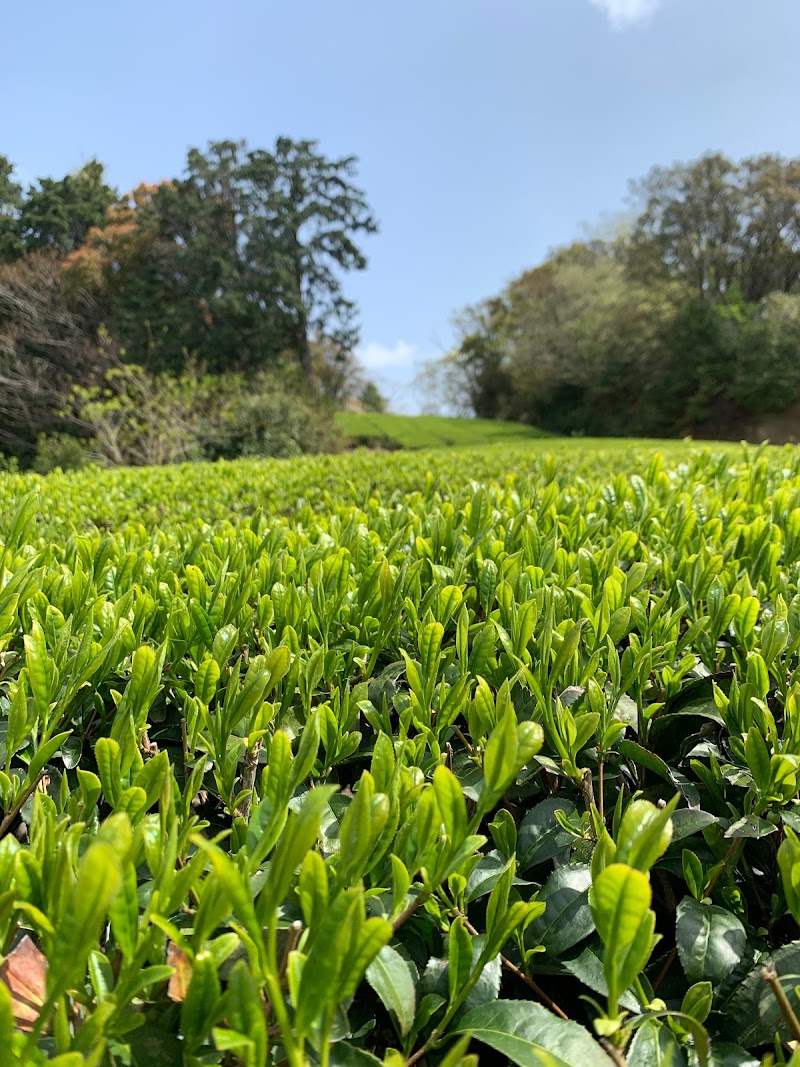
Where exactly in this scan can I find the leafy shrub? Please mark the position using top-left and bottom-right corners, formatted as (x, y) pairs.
(69, 362), (340, 466)
(2, 441), (800, 1062)
(206, 375), (340, 460)
(358, 380), (387, 413)
(70, 362), (208, 466)
(33, 432), (91, 473)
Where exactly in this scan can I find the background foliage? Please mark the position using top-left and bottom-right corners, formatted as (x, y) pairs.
(0, 140), (379, 466)
(442, 153), (800, 440)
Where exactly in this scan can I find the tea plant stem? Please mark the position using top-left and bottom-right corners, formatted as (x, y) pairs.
(451, 724), (473, 754)
(632, 977), (650, 1008)
(652, 947), (677, 993)
(762, 962), (800, 1041)
(392, 890), (429, 932)
(462, 916), (569, 1020)
(410, 917), (519, 1066)
(406, 1044), (428, 1065)
(705, 838), (743, 896)
(238, 738), (262, 822)
(264, 967), (304, 1067)
(22, 990), (59, 1058)
(498, 951), (570, 1020)
(264, 915), (304, 1067)
(0, 653), (17, 685)
(279, 920), (303, 983)
(581, 769), (597, 833)
(180, 716), (190, 785)
(0, 770), (45, 840)
(599, 1038), (628, 1067)
(319, 1006), (335, 1067)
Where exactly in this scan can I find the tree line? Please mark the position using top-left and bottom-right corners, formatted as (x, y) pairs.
(0, 139), (383, 467)
(441, 153), (800, 440)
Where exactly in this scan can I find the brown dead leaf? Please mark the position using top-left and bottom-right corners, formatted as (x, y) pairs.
(166, 941), (192, 1002)
(0, 935), (47, 1032)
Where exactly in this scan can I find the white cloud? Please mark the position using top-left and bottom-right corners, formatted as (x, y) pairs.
(355, 340), (420, 371)
(354, 340), (436, 413)
(589, 0), (660, 28)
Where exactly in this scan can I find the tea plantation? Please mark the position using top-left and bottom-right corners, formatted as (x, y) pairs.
(333, 414), (550, 449)
(3, 439), (800, 1065)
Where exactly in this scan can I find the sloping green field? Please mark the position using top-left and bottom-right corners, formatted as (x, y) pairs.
(334, 412), (550, 449)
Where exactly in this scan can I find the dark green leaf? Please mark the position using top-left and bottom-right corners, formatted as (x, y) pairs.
(453, 1000), (615, 1066)
(365, 945), (417, 1038)
(675, 897), (746, 986)
(518, 799), (577, 870)
(528, 864), (594, 956)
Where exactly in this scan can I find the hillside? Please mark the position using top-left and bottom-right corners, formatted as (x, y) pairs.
(334, 412), (549, 449)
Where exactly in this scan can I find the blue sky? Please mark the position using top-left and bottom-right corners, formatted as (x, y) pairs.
(3, 0), (799, 410)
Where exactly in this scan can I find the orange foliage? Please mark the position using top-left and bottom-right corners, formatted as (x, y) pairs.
(61, 181), (172, 303)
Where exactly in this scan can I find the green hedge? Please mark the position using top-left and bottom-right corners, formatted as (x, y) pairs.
(0, 439), (796, 1064)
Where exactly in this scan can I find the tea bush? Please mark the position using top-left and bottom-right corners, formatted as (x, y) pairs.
(1, 439), (800, 1065)
(65, 364), (339, 469)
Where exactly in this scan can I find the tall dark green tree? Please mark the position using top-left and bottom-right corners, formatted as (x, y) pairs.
(358, 380), (387, 413)
(101, 144), (280, 374)
(629, 153), (800, 302)
(89, 139), (377, 384)
(0, 139), (378, 462)
(0, 156), (23, 263)
(243, 138), (377, 384)
(445, 151), (800, 441)
(449, 297), (515, 420)
(19, 160), (116, 255)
